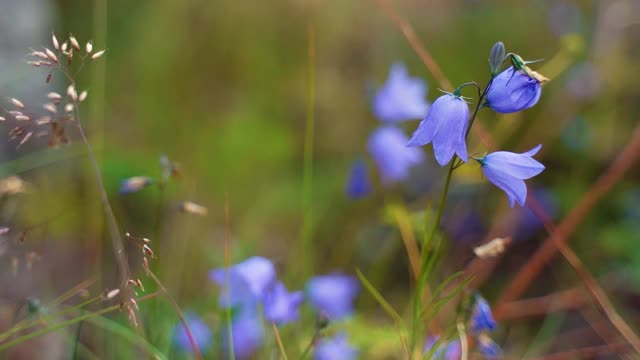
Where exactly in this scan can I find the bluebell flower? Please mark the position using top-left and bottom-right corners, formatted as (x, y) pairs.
(173, 313), (213, 353)
(407, 93), (469, 166)
(345, 160), (371, 199)
(476, 145), (545, 207)
(315, 333), (358, 360)
(306, 274), (359, 320)
(476, 333), (502, 358)
(119, 176), (153, 194)
(210, 256), (276, 307)
(372, 62), (429, 122)
(423, 336), (461, 359)
(221, 308), (264, 359)
(263, 281), (304, 325)
(471, 295), (497, 333)
(367, 126), (424, 184)
(485, 67), (541, 114)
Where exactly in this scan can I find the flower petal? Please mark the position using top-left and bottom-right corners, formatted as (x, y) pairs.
(482, 165), (527, 207)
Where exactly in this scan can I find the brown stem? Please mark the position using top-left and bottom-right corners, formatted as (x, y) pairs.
(146, 270), (203, 359)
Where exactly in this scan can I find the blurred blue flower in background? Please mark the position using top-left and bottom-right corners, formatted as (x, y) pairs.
(263, 281), (304, 325)
(315, 333), (358, 360)
(476, 333), (502, 358)
(471, 295), (497, 333)
(345, 160), (371, 199)
(119, 176), (153, 194)
(547, 0), (583, 37)
(486, 67), (541, 114)
(210, 256), (277, 307)
(476, 145), (545, 207)
(307, 274), (359, 320)
(561, 116), (593, 152)
(513, 187), (557, 242)
(367, 126), (424, 185)
(372, 62), (430, 122)
(407, 93), (469, 166)
(423, 336), (461, 359)
(222, 308), (265, 359)
(173, 313), (213, 353)
(565, 62), (601, 100)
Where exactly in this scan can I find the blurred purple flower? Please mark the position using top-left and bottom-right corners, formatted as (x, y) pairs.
(486, 67), (541, 114)
(367, 126), (424, 185)
(263, 281), (304, 325)
(222, 308), (264, 359)
(173, 313), (213, 353)
(314, 333), (358, 360)
(423, 336), (461, 359)
(476, 145), (545, 207)
(119, 176), (153, 194)
(566, 62), (601, 100)
(345, 160), (371, 199)
(210, 256), (276, 307)
(471, 295), (497, 333)
(547, 0), (583, 37)
(307, 274), (359, 320)
(407, 93), (469, 166)
(476, 333), (502, 358)
(372, 62), (429, 122)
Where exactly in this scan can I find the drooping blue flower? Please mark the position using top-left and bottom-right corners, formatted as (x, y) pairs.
(306, 274), (359, 320)
(372, 62), (429, 122)
(263, 281), (304, 325)
(423, 336), (461, 359)
(314, 333), (358, 360)
(476, 333), (502, 358)
(173, 313), (213, 353)
(221, 308), (265, 359)
(210, 256), (276, 307)
(471, 295), (497, 333)
(407, 93), (469, 166)
(476, 145), (545, 208)
(485, 67), (541, 114)
(119, 176), (153, 194)
(367, 126), (424, 185)
(345, 160), (371, 199)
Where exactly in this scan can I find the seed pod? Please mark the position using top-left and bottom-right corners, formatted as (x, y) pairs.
(9, 98), (25, 109)
(90, 50), (106, 61)
(69, 35), (80, 51)
(44, 48), (58, 63)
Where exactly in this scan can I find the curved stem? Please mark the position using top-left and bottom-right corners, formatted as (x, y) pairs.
(411, 77), (493, 352)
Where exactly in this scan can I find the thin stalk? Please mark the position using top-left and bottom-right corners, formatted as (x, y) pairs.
(300, 22), (316, 276)
(0, 292), (160, 352)
(223, 193), (235, 360)
(75, 121), (131, 288)
(271, 322), (289, 360)
(410, 79), (492, 352)
(146, 270), (203, 359)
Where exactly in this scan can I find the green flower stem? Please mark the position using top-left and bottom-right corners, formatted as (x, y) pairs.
(410, 77), (493, 353)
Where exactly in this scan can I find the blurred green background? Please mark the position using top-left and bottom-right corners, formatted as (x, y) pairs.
(1, 0), (640, 358)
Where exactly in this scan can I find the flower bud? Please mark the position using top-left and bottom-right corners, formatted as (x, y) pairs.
(488, 42), (505, 76)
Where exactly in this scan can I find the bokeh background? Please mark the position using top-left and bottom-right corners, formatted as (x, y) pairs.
(1, 0), (640, 358)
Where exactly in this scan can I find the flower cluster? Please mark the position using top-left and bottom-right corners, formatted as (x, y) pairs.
(407, 43), (547, 207)
(346, 63), (428, 198)
(203, 257), (359, 359)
